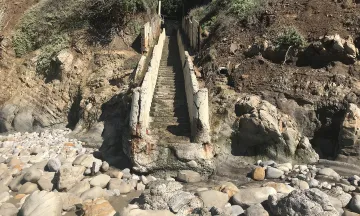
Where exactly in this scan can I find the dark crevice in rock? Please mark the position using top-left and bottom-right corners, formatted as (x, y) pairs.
(311, 104), (346, 160)
(66, 89), (82, 130)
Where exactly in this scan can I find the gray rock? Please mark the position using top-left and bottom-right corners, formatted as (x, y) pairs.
(0, 203), (18, 216)
(168, 191), (195, 212)
(233, 187), (277, 207)
(13, 109), (34, 133)
(8, 173), (25, 191)
(350, 195), (360, 213)
(177, 170), (201, 183)
(141, 180), (184, 210)
(318, 168), (340, 180)
(58, 165), (85, 191)
(328, 196), (344, 216)
(47, 158), (61, 172)
(80, 186), (108, 201)
(196, 190), (229, 209)
(231, 205), (244, 216)
(266, 167), (284, 179)
(68, 181), (90, 196)
(23, 169), (42, 183)
(245, 203), (269, 216)
(326, 186), (352, 207)
(90, 174), (110, 188)
(269, 188), (339, 216)
(18, 191), (62, 216)
(37, 172), (55, 191)
(309, 178), (320, 188)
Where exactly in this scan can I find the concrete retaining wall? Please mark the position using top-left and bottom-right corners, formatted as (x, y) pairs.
(177, 30), (210, 144)
(141, 16), (161, 54)
(130, 28), (166, 137)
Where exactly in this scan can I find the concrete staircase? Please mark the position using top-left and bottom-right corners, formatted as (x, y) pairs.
(149, 36), (191, 143)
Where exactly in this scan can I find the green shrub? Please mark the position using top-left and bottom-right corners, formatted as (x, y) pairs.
(275, 27), (307, 49)
(228, 0), (264, 20)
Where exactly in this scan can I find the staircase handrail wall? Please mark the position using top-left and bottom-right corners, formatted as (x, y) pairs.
(130, 28), (166, 137)
(177, 30), (210, 144)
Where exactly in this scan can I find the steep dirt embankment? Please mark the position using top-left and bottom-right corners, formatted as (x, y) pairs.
(189, 0), (360, 164)
(0, 0), (155, 156)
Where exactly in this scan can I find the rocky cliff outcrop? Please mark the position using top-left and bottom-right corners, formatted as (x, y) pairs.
(211, 90), (319, 164)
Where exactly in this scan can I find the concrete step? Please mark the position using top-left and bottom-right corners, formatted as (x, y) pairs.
(152, 98), (187, 105)
(151, 116), (189, 123)
(150, 121), (190, 129)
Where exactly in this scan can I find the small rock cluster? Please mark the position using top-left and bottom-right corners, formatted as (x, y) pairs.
(0, 130), (156, 216)
(247, 160), (360, 216)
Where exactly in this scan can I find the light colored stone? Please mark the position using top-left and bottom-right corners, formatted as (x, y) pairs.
(81, 186), (108, 201)
(23, 169), (42, 183)
(0, 203), (18, 216)
(245, 203), (269, 216)
(58, 165), (86, 191)
(37, 172), (55, 191)
(101, 161), (109, 172)
(263, 182), (294, 194)
(59, 192), (82, 211)
(19, 182), (38, 194)
(231, 205), (244, 216)
(82, 198), (116, 216)
(196, 190), (229, 209)
(18, 191), (62, 216)
(0, 191), (10, 203)
(177, 170), (201, 183)
(309, 178), (319, 188)
(252, 167), (265, 181)
(90, 174), (111, 188)
(68, 181), (91, 196)
(108, 170), (123, 179)
(318, 168), (340, 180)
(47, 158), (61, 172)
(121, 204), (175, 216)
(344, 210), (360, 216)
(266, 167), (284, 179)
(233, 187), (277, 207)
(136, 182), (145, 191)
(216, 182), (239, 198)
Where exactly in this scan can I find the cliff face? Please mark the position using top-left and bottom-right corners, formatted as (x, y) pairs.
(188, 0), (360, 163)
(0, 0), (155, 156)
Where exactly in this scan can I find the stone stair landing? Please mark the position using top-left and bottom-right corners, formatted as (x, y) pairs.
(149, 36), (191, 144)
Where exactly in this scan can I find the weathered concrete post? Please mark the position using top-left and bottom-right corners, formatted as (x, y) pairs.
(193, 88), (210, 143)
(158, 1), (161, 15)
(129, 87), (141, 136)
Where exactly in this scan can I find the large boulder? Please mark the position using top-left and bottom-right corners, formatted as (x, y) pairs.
(18, 191), (62, 216)
(232, 96), (319, 163)
(141, 180), (186, 211)
(268, 188), (339, 216)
